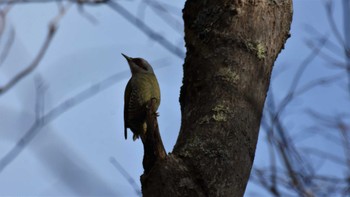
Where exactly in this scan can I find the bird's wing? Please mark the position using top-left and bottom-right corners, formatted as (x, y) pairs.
(124, 80), (132, 139)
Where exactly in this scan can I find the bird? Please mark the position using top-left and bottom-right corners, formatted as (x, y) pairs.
(122, 53), (161, 141)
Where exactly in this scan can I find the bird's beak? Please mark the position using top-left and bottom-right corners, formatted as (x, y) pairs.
(121, 53), (132, 62)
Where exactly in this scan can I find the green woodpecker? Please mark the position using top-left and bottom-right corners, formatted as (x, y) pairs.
(122, 53), (161, 141)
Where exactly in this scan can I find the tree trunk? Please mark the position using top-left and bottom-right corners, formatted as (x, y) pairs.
(142, 0), (292, 196)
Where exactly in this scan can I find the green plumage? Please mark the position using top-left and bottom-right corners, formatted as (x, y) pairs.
(124, 72), (160, 140)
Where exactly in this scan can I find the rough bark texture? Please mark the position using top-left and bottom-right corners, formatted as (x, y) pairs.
(142, 0), (292, 196)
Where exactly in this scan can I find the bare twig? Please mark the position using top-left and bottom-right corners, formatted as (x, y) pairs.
(0, 76), (48, 172)
(254, 169), (281, 197)
(107, 1), (185, 59)
(0, 25), (15, 67)
(272, 37), (328, 119)
(301, 147), (346, 166)
(34, 75), (47, 124)
(341, 0), (350, 95)
(77, 3), (99, 24)
(325, 1), (345, 47)
(0, 4), (71, 95)
(0, 71), (124, 172)
(139, 0), (182, 34)
(257, 56), (348, 197)
(1, 0), (109, 5)
(0, 60), (168, 173)
(0, 0), (183, 96)
(0, 4), (12, 40)
(110, 157), (141, 196)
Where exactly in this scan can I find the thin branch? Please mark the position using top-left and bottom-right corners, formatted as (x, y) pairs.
(110, 157), (141, 196)
(292, 125), (341, 147)
(341, 0), (350, 95)
(139, 0), (182, 34)
(0, 76), (48, 172)
(107, 1), (185, 59)
(301, 147), (346, 166)
(77, 3), (99, 24)
(141, 98), (166, 175)
(254, 2), (350, 196)
(0, 0), (183, 95)
(0, 25), (14, 67)
(1, 0), (109, 5)
(305, 39), (346, 69)
(34, 75), (47, 124)
(0, 4), (71, 95)
(254, 168), (281, 197)
(325, 1), (345, 47)
(294, 73), (344, 97)
(272, 37), (328, 119)
(337, 121), (350, 169)
(0, 61), (168, 173)
(0, 4), (12, 40)
(303, 24), (344, 58)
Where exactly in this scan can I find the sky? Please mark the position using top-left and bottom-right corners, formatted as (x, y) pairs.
(0, 0), (347, 196)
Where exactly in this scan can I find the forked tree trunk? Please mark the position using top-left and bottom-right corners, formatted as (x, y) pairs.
(142, 1), (293, 196)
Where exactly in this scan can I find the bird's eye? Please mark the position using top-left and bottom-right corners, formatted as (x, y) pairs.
(133, 58), (148, 71)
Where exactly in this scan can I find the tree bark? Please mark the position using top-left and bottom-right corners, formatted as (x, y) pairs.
(142, 0), (292, 196)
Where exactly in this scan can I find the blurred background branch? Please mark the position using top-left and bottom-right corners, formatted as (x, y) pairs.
(249, 1), (350, 196)
(0, 2), (69, 94)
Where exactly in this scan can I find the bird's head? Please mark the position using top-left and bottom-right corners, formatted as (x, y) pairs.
(122, 53), (155, 75)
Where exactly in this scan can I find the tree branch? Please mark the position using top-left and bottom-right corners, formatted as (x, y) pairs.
(0, 69), (129, 172)
(142, 98), (166, 175)
(110, 157), (142, 196)
(0, 4), (70, 95)
(1, 0), (109, 5)
(107, 1), (185, 59)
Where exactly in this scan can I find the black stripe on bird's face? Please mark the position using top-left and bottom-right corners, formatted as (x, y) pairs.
(133, 58), (148, 71)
